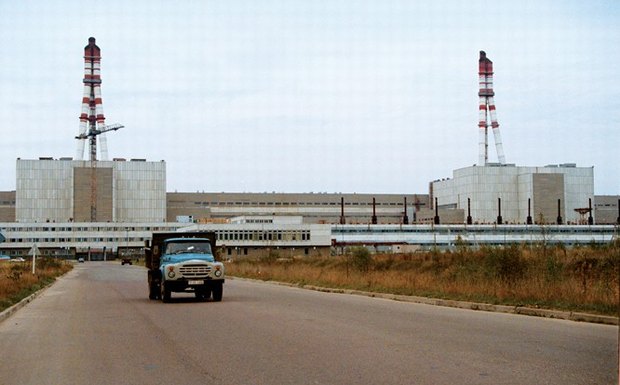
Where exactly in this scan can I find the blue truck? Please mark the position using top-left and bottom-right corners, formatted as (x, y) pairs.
(145, 232), (224, 303)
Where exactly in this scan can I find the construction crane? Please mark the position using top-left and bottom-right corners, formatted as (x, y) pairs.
(74, 37), (124, 221)
(75, 123), (123, 222)
(75, 123), (123, 161)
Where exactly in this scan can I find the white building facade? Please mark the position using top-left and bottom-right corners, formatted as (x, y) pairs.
(16, 158), (166, 223)
(431, 164), (594, 224)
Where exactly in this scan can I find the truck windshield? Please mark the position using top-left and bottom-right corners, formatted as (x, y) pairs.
(165, 242), (212, 255)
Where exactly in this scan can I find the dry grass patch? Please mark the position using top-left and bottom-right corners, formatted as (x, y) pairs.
(0, 258), (73, 312)
(226, 243), (620, 316)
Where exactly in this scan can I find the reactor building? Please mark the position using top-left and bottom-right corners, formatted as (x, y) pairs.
(430, 52), (595, 225)
(15, 37), (166, 224)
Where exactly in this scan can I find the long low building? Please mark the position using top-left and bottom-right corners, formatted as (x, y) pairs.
(0, 217), (333, 260)
(332, 224), (618, 251)
(0, 219), (617, 260)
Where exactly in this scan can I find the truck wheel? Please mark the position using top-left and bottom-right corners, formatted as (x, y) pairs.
(161, 282), (171, 303)
(148, 282), (158, 300)
(195, 289), (210, 302)
(212, 282), (223, 302)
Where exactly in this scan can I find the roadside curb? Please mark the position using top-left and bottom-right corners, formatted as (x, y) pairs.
(0, 288), (47, 325)
(0, 266), (75, 325)
(231, 277), (619, 326)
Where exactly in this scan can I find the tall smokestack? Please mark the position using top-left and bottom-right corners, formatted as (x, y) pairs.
(478, 51), (506, 165)
(467, 198), (472, 225)
(588, 198), (594, 225)
(556, 199), (563, 225)
(434, 198), (440, 225)
(339, 197), (345, 225)
(403, 197), (409, 225)
(76, 37), (109, 161)
(527, 198), (533, 225)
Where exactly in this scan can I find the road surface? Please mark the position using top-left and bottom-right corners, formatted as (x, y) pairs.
(0, 262), (617, 385)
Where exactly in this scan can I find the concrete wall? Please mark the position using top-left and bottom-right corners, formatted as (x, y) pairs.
(594, 195), (620, 224)
(114, 160), (166, 222)
(532, 173), (564, 224)
(0, 191), (15, 222)
(15, 159), (165, 223)
(73, 166), (113, 222)
(166, 192), (429, 224)
(431, 164), (594, 224)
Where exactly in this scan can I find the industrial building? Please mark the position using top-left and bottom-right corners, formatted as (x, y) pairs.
(0, 44), (618, 260)
(430, 52), (599, 226)
(15, 158), (166, 223)
(431, 163), (595, 225)
(167, 192), (428, 225)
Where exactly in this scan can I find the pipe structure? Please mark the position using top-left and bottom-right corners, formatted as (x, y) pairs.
(588, 198), (594, 225)
(76, 37), (108, 161)
(497, 197), (503, 225)
(371, 197), (377, 225)
(526, 198), (533, 225)
(339, 197), (345, 225)
(556, 199), (563, 225)
(403, 197), (409, 225)
(466, 198), (472, 225)
(478, 51), (506, 165)
(434, 198), (440, 225)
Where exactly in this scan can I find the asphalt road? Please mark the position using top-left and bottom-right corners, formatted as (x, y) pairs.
(0, 262), (617, 385)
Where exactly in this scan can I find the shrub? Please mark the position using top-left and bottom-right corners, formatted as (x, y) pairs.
(483, 244), (527, 283)
(350, 246), (372, 272)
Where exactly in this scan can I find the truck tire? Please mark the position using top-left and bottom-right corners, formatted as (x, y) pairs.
(195, 289), (210, 302)
(212, 282), (223, 302)
(161, 281), (171, 303)
(148, 282), (158, 300)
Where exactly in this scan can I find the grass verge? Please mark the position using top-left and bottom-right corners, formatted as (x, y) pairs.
(226, 242), (620, 317)
(0, 258), (73, 313)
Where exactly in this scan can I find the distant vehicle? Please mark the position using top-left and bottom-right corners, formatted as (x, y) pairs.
(9, 257), (26, 262)
(121, 257), (132, 265)
(78, 257), (85, 263)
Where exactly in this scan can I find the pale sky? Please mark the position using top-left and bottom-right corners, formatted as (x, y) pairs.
(0, 0), (618, 194)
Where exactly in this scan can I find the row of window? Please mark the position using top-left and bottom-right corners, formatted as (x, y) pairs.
(225, 247), (313, 256)
(10, 237), (146, 243)
(217, 230), (311, 242)
(1, 226), (173, 232)
(333, 226), (616, 235)
(191, 201), (416, 207)
(3, 230), (312, 243)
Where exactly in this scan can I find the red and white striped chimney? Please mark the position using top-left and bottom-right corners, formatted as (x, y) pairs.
(478, 51), (506, 165)
(76, 37), (109, 161)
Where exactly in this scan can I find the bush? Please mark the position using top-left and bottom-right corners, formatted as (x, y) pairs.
(483, 244), (527, 283)
(350, 247), (372, 272)
(37, 257), (63, 270)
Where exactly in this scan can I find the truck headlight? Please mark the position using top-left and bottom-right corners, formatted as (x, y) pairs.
(214, 269), (222, 277)
(168, 271), (176, 278)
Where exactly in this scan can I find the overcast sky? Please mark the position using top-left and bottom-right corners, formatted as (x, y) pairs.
(0, 0), (618, 194)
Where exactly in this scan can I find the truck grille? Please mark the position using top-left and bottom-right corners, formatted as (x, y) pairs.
(179, 264), (211, 278)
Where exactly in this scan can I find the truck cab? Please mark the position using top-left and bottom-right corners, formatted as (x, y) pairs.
(146, 232), (224, 303)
